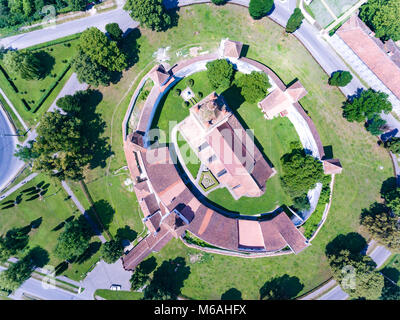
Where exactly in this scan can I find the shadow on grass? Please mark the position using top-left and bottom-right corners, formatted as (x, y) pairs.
(27, 246), (50, 268)
(75, 241), (102, 265)
(90, 199), (115, 233)
(325, 232), (368, 257)
(116, 226), (137, 244)
(259, 275), (304, 300)
(221, 288), (243, 300)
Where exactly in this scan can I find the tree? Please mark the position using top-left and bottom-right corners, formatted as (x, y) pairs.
(360, 205), (400, 250)
(385, 137), (400, 154)
(0, 256), (34, 292)
(285, 8), (304, 33)
(3, 50), (43, 80)
(342, 89), (392, 123)
(130, 267), (150, 291)
(32, 111), (90, 181)
(124, 0), (172, 32)
(206, 59), (234, 90)
(211, 0), (227, 5)
(381, 185), (400, 216)
(72, 50), (112, 87)
(100, 240), (123, 264)
(105, 23), (123, 43)
(248, 0), (274, 20)
(326, 249), (384, 300)
(365, 116), (387, 136)
(67, 0), (86, 11)
(280, 148), (324, 198)
(54, 219), (91, 261)
(359, 0), (400, 41)
(14, 140), (39, 163)
(235, 71), (271, 103)
(292, 194), (310, 211)
(380, 278), (400, 300)
(79, 27), (127, 72)
(143, 257), (190, 300)
(328, 71), (353, 87)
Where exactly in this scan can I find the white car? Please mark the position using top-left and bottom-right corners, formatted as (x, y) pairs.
(110, 284), (121, 291)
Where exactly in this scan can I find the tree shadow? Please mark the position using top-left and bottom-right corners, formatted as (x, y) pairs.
(30, 217), (42, 229)
(138, 257), (157, 274)
(116, 226), (138, 244)
(325, 232), (368, 257)
(33, 51), (55, 79)
(121, 28), (141, 69)
(259, 275), (304, 300)
(221, 288), (243, 300)
(27, 246), (50, 268)
(380, 177), (398, 199)
(75, 241), (102, 265)
(143, 257), (190, 300)
(55, 261), (69, 276)
(91, 200), (115, 233)
(381, 267), (400, 284)
(360, 202), (389, 226)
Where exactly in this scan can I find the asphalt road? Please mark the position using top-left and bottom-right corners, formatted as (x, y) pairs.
(0, 107), (24, 192)
(318, 285), (349, 300)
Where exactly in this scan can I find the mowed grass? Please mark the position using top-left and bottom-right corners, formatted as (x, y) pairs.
(0, 37), (79, 127)
(95, 289), (143, 300)
(0, 174), (103, 281)
(75, 4), (392, 298)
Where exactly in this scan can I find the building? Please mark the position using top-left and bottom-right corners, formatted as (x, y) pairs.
(149, 64), (175, 92)
(179, 92), (275, 199)
(323, 159), (343, 175)
(336, 14), (400, 101)
(258, 80), (308, 119)
(222, 39), (243, 59)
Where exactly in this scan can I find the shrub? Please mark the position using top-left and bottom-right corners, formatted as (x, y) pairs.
(182, 101), (190, 108)
(186, 78), (194, 87)
(139, 89), (150, 101)
(234, 71), (271, 103)
(328, 71), (353, 87)
(249, 0), (274, 20)
(292, 194), (310, 211)
(385, 137), (400, 154)
(206, 59), (234, 89)
(174, 88), (181, 97)
(365, 116), (386, 136)
(211, 0), (227, 5)
(285, 8), (304, 33)
(197, 91), (203, 98)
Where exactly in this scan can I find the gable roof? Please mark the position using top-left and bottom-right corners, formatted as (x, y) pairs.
(223, 39), (243, 59)
(323, 159), (343, 174)
(337, 14), (400, 100)
(149, 65), (170, 87)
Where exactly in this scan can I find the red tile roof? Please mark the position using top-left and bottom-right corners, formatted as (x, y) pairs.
(337, 14), (400, 99)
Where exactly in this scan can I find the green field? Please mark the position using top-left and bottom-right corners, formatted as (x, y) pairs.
(0, 35), (79, 127)
(0, 174), (101, 281)
(34, 4), (393, 298)
(95, 289), (143, 300)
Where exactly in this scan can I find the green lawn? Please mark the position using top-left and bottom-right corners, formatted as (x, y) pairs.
(61, 4), (392, 298)
(177, 131), (202, 180)
(0, 35), (79, 127)
(380, 254), (400, 285)
(94, 289), (143, 300)
(0, 174), (103, 281)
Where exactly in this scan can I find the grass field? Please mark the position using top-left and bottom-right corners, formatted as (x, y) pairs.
(95, 289), (143, 300)
(177, 131), (202, 180)
(51, 4), (392, 298)
(0, 36), (79, 127)
(0, 174), (103, 281)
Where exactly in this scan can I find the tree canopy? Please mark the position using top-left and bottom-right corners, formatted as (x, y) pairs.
(342, 89), (392, 123)
(248, 0), (274, 20)
(234, 71), (271, 103)
(73, 49), (113, 87)
(211, 0), (227, 5)
(32, 111), (90, 181)
(365, 116), (387, 136)
(384, 137), (400, 154)
(359, 0), (400, 41)
(54, 219), (92, 261)
(105, 23), (123, 43)
(280, 148), (324, 199)
(79, 27), (127, 72)
(3, 50), (43, 80)
(14, 140), (39, 164)
(360, 204), (400, 250)
(124, 0), (172, 32)
(100, 240), (123, 264)
(328, 71), (353, 87)
(327, 248), (384, 300)
(285, 8), (304, 33)
(206, 59), (235, 90)
(0, 256), (34, 292)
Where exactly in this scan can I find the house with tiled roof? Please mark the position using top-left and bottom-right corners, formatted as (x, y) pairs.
(258, 80), (308, 119)
(222, 39), (243, 59)
(179, 92), (275, 199)
(336, 14), (400, 101)
(323, 159), (343, 175)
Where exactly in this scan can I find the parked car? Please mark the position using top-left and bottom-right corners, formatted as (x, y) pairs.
(110, 284), (121, 291)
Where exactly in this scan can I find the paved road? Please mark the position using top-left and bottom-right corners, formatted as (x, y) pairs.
(369, 245), (392, 269)
(0, 105), (25, 192)
(318, 285), (350, 300)
(0, 172), (38, 200)
(0, 9), (137, 50)
(0, 266), (81, 300)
